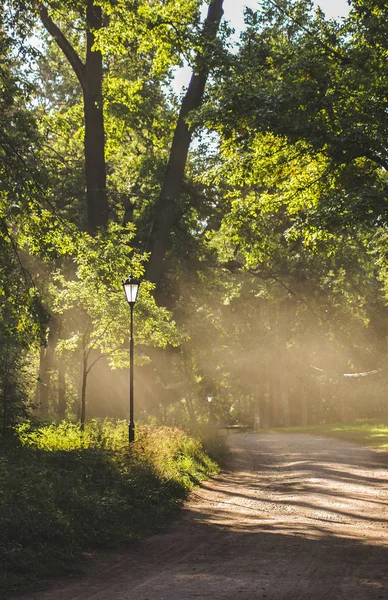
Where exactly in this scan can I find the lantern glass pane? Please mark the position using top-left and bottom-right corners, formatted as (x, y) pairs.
(123, 277), (140, 304)
(124, 283), (138, 304)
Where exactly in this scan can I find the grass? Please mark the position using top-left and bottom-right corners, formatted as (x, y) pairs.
(0, 420), (226, 597)
(274, 419), (388, 450)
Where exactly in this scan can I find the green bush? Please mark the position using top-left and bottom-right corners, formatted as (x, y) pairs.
(191, 423), (230, 467)
(0, 421), (221, 596)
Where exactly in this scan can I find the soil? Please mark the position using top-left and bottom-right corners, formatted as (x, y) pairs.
(18, 432), (388, 600)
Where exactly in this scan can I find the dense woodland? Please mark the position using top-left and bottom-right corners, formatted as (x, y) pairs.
(1, 0), (388, 435)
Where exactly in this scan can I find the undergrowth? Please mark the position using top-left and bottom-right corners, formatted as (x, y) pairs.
(0, 420), (224, 597)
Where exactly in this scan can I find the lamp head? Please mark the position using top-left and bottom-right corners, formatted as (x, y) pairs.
(123, 275), (140, 305)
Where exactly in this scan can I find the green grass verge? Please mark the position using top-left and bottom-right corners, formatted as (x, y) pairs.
(272, 419), (388, 450)
(0, 420), (225, 597)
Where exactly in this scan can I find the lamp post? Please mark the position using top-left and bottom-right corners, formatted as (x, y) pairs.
(123, 275), (140, 443)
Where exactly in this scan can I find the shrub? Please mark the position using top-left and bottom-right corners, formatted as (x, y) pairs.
(0, 420), (221, 596)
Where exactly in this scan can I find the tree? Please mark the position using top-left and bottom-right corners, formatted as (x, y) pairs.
(51, 223), (183, 425)
(193, 119), (388, 426)
(6, 0), (388, 432)
(11, 0), (228, 424)
(27, 0), (225, 272)
(37, 1), (108, 234)
(0, 9), (50, 432)
(201, 0), (388, 226)
(145, 0), (225, 285)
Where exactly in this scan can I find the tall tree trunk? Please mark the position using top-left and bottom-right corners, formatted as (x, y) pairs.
(39, 2), (108, 234)
(38, 316), (59, 420)
(269, 309), (291, 427)
(185, 396), (196, 426)
(268, 354), (290, 427)
(300, 380), (308, 427)
(84, 0), (108, 234)
(146, 0), (224, 285)
(58, 359), (66, 420)
(34, 345), (45, 412)
(2, 371), (8, 435)
(278, 365), (290, 427)
(258, 388), (270, 429)
(80, 350), (88, 431)
(269, 368), (280, 427)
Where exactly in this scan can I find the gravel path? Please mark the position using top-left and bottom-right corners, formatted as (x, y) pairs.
(19, 433), (388, 600)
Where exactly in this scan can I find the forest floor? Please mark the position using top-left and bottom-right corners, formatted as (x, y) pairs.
(17, 432), (388, 600)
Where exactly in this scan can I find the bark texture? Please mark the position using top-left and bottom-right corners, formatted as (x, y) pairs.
(39, 1), (108, 234)
(83, 0), (108, 233)
(146, 0), (224, 286)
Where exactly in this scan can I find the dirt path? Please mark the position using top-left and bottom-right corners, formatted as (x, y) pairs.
(20, 433), (388, 599)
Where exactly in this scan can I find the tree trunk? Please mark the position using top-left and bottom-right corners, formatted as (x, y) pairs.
(80, 350), (88, 430)
(279, 367), (290, 427)
(84, 0), (108, 234)
(2, 379), (8, 435)
(185, 396), (196, 426)
(38, 316), (59, 420)
(269, 368), (280, 428)
(300, 380), (308, 427)
(269, 356), (290, 427)
(58, 359), (66, 420)
(39, 1), (109, 235)
(258, 388), (270, 429)
(146, 0), (224, 285)
(34, 345), (45, 412)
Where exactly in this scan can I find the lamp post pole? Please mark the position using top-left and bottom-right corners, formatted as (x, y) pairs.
(129, 302), (135, 443)
(123, 275), (140, 444)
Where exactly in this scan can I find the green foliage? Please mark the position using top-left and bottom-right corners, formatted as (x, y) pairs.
(0, 11), (52, 431)
(3, 0), (388, 435)
(203, 0), (388, 226)
(50, 223), (184, 372)
(96, 0), (202, 75)
(0, 421), (220, 595)
(179, 0), (388, 429)
(192, 423), (230, 466)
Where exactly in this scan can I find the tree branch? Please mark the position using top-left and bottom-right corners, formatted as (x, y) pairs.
(85, 345), (124, 375)
(145, 0), (225, 286)
(267, 0), (351, 66)
(363, 151), (388, 172)
(39, 4), (86, 90)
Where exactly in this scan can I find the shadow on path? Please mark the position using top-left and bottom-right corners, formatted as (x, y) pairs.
(17, 433), (388, 600)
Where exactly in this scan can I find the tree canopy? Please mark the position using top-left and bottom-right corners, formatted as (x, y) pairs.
(1, 0), (388, 433)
